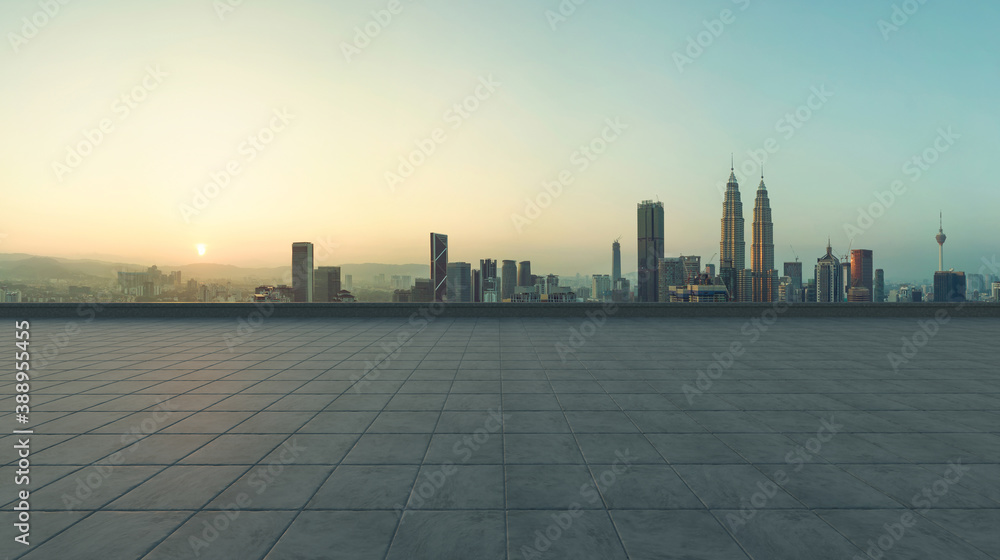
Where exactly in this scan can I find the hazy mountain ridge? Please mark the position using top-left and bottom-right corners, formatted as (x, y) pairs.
(0, 253), (429, 285)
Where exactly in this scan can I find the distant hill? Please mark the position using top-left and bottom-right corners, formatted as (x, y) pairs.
(339, 263), (430, 281)
(0, 256), (109, 283)
(0, 253), (430, 285)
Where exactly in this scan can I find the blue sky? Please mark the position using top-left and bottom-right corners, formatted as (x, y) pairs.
(1, 0), (997, 282)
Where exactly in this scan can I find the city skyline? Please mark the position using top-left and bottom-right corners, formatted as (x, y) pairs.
(1, 1), (995, 281)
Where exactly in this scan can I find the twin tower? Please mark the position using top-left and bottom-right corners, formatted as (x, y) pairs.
(720, 163), (777, 302)
(636, 163), (776, 303)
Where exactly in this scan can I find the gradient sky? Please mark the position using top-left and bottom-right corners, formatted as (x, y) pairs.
(2, 0), (997, 282)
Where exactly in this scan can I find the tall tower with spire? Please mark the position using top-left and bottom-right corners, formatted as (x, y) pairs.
(720, 158), (746, 301)
(752, 169), (776, 302)
(936, 212), (947, 271)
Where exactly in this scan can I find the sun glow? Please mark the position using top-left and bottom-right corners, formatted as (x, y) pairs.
(196, 244), (206, 257)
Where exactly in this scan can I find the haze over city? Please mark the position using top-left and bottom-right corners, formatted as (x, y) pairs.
(2, 0), (997, 281)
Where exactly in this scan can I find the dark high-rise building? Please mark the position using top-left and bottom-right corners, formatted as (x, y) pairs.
(720, 164), (746, 301)
(841, 261), (852, 303)
(472, 269), (482, 303)
(874, 269), (885, 302)
(314, 266), (341, 303)
(850, 249), (874, 302)
(291, 242), (314, 303)
(479, 259), (498, 302)
(751, 171), (776, 302)
(431, 233), (448, 302)
(658, 258), (685, 302)
(501, 260), (517, 301)
(517, 261), (532, 287)
(934, 271), (966, 302)
(705, 264), (716, 278)
(412, 278), (433, 302)
(784, 261), (803, 302)
(815, 241), (842, 303)
(637, 200), (665, 302)
(612, 239), (622, 284)
(447, 262), (472, 302)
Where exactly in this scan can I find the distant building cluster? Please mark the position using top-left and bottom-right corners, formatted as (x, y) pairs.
(271, 168), (994, 305)
(287, 242), (356, 303)
(0, 287), (23, 303)
(116, 265), (182, 297)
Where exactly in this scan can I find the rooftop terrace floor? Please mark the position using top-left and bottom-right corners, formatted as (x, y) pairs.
(2, 317), (998, 559)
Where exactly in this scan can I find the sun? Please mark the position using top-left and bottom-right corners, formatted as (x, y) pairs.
(196, 244), (207, 257)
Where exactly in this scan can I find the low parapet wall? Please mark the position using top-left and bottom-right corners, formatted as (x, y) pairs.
(0, 302), (997, 319)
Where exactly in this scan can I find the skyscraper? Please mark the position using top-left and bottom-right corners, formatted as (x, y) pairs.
(472, 269), (481, 302)
(815, 241), (842, 303)
(612, 239), (622, 285)
(657, 257), (685, 302)
(841, 260), (852, 303)
(517, 261), (532, 287)
(934, 271), (966, 302)
(720, 163), (746, 301)
(431, 233), (448, 302)
(592, 274), (612, 302)
(751, 171), (777, 302)
(874, 269), (885, 302)
(784, 261), (803, 302)
(480, 259), (499, 303)
(637, 200), (665, 302)
(850, 249), (874, 302)
(936, 212), (947, 271)
(501, 260), (517, 301)
(291, 242), (313, 303)
(314, 266), (341, 303)
(412, 278), (433, 302)
(447, 262), (472, 302)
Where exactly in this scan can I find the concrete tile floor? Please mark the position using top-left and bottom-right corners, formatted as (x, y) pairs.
(0, 317), (997, 559)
